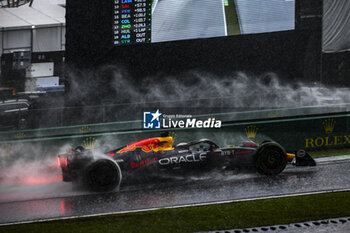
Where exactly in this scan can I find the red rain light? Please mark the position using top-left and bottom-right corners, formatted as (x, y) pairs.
(57, 156), (61, 167)
(57, 156), (68, 167)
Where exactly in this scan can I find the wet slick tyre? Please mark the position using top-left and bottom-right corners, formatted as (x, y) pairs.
(85, 159), (121, 192)
(256, 146), (287, 175)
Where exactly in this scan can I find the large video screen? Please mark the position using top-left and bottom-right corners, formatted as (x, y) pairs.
(113, 0), (295, 46)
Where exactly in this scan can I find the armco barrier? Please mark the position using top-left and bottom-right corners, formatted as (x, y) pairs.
(0, 104), (349, 162)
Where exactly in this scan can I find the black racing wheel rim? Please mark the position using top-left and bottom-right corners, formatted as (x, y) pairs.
(257, 147), (287, 175)
(87, 161), (120, 191)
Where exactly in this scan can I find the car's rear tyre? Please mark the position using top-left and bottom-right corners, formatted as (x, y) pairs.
(256, 146), (287, 175)
(85, 159), (121, 192)
(62, 171), (72, 182)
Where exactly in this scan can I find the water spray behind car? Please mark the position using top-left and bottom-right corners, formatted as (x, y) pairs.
(0, 143), (64, 187)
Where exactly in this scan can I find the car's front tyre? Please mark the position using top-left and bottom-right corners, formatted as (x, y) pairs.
(256, 145), (287, 175)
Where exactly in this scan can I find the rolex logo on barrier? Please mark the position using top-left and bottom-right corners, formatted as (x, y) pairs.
(305, 118), (350, 148)
(245, 125), (258, 140)
(83, 137), (97, 150)
(322, 118), (336, 134)
(80, 126), (91, 134)
(15, 132), (26, 139)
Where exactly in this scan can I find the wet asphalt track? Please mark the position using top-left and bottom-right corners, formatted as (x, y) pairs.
(0, 158), (349, 225)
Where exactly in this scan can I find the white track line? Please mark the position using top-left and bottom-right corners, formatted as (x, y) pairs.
(315, 155), (350, 164)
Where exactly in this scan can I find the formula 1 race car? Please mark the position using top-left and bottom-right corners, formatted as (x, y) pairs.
(57, 135), (316, 192)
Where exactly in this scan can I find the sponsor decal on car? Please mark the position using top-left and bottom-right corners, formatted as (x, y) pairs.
(158, 153), (207, 165)
(131, 157), (158, 168)
(117, 137), (174, 153)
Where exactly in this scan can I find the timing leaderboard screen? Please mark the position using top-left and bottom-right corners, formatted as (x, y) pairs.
(113, 0), (295, 46)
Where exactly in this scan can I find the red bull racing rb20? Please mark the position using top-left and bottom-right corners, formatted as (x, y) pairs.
(58, 135), (316, 192)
